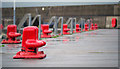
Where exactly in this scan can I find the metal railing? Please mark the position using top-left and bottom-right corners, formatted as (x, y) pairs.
(80, 18), (85, 31)
(38, 15), (41, 40)
(73, 18), (77, 33)
(31, 15), (39, 25)
(48, 16), (57, 35)
(57, 17), (64, 35)
(86, 19), (91, 30)
(31, 14), (41, 40)
(17, 13), (93, 39)
(65, 18), (73, 34)
(18, 13), (31, 31)
(48, 16), (64, 35)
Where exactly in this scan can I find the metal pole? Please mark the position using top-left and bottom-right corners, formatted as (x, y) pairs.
(28, 14), (31, 26)
(74, 18), (76, 33)
(71, 18), (73, 34)
(60, 17), (63, 35)
(13, 0), (15, 25)
(83, 19), (85, 30)
(54, 16), (57, 35)
(80, 18), (83, 31)
(90, 19), (92, 30)
(88, 19), (91, 30)
(38, 15), (41, 40)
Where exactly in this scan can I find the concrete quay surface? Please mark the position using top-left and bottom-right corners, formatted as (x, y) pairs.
(0, 29), (118, 67)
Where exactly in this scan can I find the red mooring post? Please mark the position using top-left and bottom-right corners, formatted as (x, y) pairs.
(85, 24), (89, 31)
(73, 24), (81, 33)
(1, 25), (21, 44)
(13, 26), (46, 59)
(63, 24), (70, 35)
(0, 24), (3, 29)
(112, 18), (117, 28)
(90, 23), (94, 30)
(94, 23), (98, 30)
(41, 24), (52, 38)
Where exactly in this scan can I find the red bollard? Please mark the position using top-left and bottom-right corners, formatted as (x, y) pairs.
(63, 24), (70, 35)
(73, 24), (81, 33)
(112, 18), (117, 28)
(0, 24), (3, 29)
(13, 26), (46, 59)
(90, 23), (94, 30)
(85, 24), (89, 31)
(1, 25), (21, 44)
(82, 29), (85, 31)
(94, 23), (98, 30)
(41, 24), (52, 38)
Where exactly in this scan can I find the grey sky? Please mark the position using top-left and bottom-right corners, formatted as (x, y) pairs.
(1, 0), (120, 8)
(1, 0), (120, 2)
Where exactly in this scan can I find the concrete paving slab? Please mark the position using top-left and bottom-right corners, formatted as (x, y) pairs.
(0, 29), (118, 67)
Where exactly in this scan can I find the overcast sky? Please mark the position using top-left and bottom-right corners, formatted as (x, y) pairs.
(1, 0), (119, 8)
(1, 0), (120, 2)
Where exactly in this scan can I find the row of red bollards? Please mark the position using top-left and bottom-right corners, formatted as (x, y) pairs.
(1, 18), (117, 59)
(1, 23), (98, 59)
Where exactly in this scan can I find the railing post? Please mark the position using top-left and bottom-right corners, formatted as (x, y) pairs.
(54, 16), (58, 36)
(38, 15), (41, 40)
(60, 17), (63, 35)
(83, 19), (85, 30)
(80, 18), (82, 31)
(70, 18), (73, 34)
(73, 18), (76, 33)
(28, 14), (31, 26)
(81, 18), (84, 31)
(90, 19), (93, 30)
(88, 19), (91, 30)
(13, 0), (16, 25)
